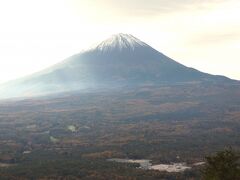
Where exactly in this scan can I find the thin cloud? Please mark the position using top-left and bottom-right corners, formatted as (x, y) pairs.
(98, 0), (227, 17)
(190, 31), (240, 46)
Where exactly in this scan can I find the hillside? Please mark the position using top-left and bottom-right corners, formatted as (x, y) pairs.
(0, 34), (234, 99)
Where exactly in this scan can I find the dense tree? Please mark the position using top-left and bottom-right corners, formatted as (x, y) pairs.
(202, 148), (240, 180)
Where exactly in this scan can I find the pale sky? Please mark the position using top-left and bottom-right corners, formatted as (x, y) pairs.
(0, 0), (239, 83)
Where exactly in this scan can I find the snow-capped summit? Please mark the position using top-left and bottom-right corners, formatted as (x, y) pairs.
(89, 33), (148, 52)
(0, 33), (233, 99)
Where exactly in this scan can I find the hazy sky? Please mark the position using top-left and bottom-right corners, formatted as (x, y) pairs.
(0, 0), (239, 83)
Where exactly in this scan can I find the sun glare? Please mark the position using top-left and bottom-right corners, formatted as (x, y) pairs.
(0, 0), (239, 83)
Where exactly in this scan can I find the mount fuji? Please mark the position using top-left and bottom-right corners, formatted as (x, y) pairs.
(0, 33), (234, 98)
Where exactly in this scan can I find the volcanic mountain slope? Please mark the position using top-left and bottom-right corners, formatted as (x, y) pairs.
(0, 33), (233, 98)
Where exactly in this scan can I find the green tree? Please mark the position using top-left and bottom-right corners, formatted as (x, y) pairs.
(202, 148), (240, 180)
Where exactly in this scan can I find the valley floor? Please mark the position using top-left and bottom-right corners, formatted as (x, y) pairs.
(0, 83), (239, 179)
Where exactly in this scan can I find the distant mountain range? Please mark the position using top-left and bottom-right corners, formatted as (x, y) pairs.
(0, 33), (236, 98)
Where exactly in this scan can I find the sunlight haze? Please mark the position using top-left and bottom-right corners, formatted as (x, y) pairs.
(0, 0), (239, 83)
